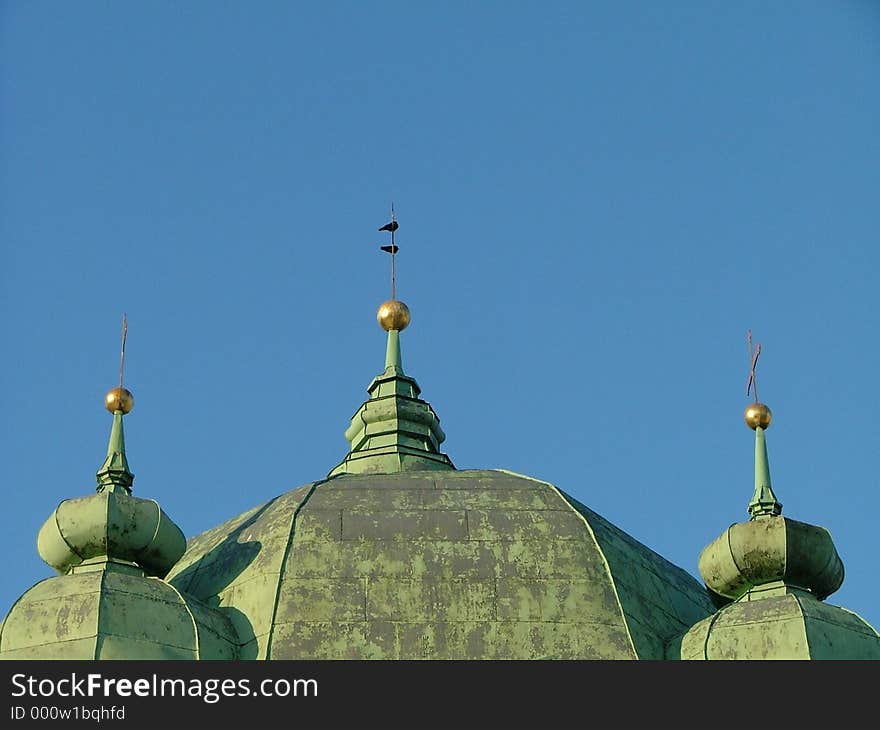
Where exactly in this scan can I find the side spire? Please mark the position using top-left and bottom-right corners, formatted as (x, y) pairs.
(743, 331), (781, 518)
(699, 330), (846, 602)
(96, 313), (135, 493)
(34, 312), (187, 583)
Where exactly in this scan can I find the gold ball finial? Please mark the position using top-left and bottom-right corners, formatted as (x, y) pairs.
(377, 300), (411, 331)
(744, 402), (772, 430)
(105, 387), (134, 414)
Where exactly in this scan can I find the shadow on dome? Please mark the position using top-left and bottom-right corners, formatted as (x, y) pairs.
(169, 501), (273, 606)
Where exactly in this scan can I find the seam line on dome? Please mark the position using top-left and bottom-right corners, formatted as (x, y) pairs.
(263, 480), (323, 660)
(132, 499), (163, 567)
(103, 493), (110, 558)
(791, 591), (810, 657)
(54, 501), (85, 565)
(0, 577), (56, 653)
(164, 578), (200, 660)
(512, 471), (640, 659)
(95, 570), (106, 660)
(700, 605), (725, 660)
(726, 524), (744, 589)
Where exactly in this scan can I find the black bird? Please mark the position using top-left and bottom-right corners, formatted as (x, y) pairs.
(380, 245), (399, 254)
(378, 220), (399, 233)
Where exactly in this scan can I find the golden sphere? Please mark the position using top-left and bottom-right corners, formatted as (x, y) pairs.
(377, 300), (411, 331)
(105, 387), (134, 414)
(744, 402), (772, 430)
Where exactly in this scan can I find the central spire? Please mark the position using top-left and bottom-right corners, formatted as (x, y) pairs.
(328, 209), (454, 477)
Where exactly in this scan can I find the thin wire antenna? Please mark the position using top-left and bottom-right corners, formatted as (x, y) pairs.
(378, 203), (399, 299)
(746, 329), (761, 402)
(119, 313), (128, 388)
(390, 203), (396, 300)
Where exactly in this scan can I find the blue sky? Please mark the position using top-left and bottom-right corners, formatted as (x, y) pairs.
(2, 2), (879, 636)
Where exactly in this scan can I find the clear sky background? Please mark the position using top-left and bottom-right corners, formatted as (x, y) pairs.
(2, 2), (879, 636)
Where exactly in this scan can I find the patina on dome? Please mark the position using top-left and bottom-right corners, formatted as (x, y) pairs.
(167, 469), (715, 660)
(37, 490), (186, 578)
(0, 327), (240, 660)
(672, 382), (880, 659)
(698, 516), (843, 601)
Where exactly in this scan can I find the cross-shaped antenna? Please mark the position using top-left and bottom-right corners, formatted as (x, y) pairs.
(379, 203), (399, 300)
(746, 329), (761, 402)
(119, 313), (128, 389)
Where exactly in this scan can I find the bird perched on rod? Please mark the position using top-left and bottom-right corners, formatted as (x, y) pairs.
(379, 214), (399, 253)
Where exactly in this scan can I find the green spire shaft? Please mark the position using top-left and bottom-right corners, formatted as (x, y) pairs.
(107, 409), (126, 456)
(96, 411), (134, 493)
(748, 426), (782, 518)
(385, 329), (403, 374)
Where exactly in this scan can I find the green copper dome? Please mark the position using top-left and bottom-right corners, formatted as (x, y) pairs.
(673, 410), (880, 660)
(163, 306), (713, 659)
(37, 490), (186, 578)
(3, 285), (879, 661)
(0, 382), (239, 660)
(167, 469), (714, 659)
(0, 569), (238, 660)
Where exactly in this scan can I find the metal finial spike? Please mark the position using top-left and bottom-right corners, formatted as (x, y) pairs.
(119, 313), (128, 389)
(746, 329), (761, 403)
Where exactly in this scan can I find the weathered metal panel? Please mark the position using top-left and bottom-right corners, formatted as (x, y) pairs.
(164, 469), (720, 660)
(274, 578), (367, 622)
(624, 614), (669, 660)
(0, 637), (98, 659)
(96, 635), (195, 660)
(367, 579), (496, 622)
(0, 572), (104, 654)
(294, 509), (343, 541)
(798, 595), (880, 659)
(186, 598), (240, 660)
(168, 486), (312, 597)
(269, 620), (397, 659)
(495, 579), (620, 623)
(412, 620), (634, 660)
(465, 509), (586, 541)
(310, 486), (558, 511)
(98, 587), (196, 651)
(341, 510), (468, 541)
(220, 572), (280, 643)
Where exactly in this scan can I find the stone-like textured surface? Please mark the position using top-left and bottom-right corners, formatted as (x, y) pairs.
(677, 590), (880, 659)
(0, 569), (239, 660)
(698, 516), (844, 601)
(168, 469), (716, 659)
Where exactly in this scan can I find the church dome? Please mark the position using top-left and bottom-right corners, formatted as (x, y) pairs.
(3, 227), (878, 662)
(167, 469), (714, 659)
(165, 286), (715, 659)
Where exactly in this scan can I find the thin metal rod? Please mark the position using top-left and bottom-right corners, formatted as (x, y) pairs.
(391, 226), (396, 300)
(390, 202), (396, 300)
(119, 313), (128, 388)
(746, 329), (761, 403)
